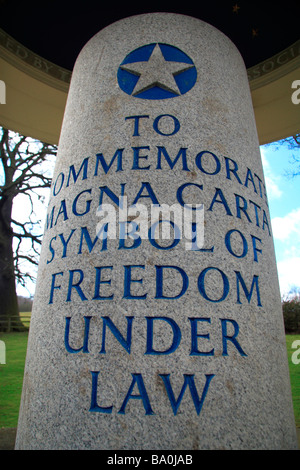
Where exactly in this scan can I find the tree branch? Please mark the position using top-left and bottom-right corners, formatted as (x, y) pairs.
(0, 127), (57, 291)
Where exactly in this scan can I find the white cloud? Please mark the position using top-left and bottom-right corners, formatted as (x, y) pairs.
(260, 150), (283, 200)
(265, 175), (283, 200)
(270, 208), (300, 296)
(271, 208), (300, 241)
(276, 257), (300, 297)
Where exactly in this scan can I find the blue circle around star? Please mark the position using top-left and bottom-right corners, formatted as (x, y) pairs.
(117, 43), (197, 100)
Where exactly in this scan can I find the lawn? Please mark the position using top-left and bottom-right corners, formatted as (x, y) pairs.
(0, 331), (28, 428)
(286, 334), (300, 427)
(0, 331), (299, 429)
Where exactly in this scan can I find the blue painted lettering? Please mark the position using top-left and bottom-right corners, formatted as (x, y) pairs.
(249, 200), (261, 226)
(99, 183), (126, 208)
(220, 318), (247, 356)
(125, 115), (149, 136)
(94, 149), (124, 175)
(176, 183), (203, 208)
(235, 271), (262, 306)
(47, 235), (56, 263)
(189, 318), (214, 356)
(235, 194), (252, 222)
(262, 210), (271, 235)
(132, 146), (151, 170)
(93, 266), (114, 300)
(79, 225), (108, 254)
(224, 156), (242, 185)
(99, 316), (133, 353)
(156, 146), (189, 170)
(123, 265), (147, 299)
(59, 229), (76, 258)
(53, 172), (64, 196)
(251, 235), (262, 262)
(118, 373), (154, 415)
(159, 373), (214, 416)
(208, 188), (232, 215)
(66, 269), (88, 302)
(54, 199), (68, 225)
(153, 114), (180, 136)
(244, 168), (257, 193)
(195, 150), (221, 175)
(198, 267), (230, 303)
(149, 220), (181, 250)
(132, 182), (160, 205)
(89, 371), (113, 413)
(66, 157), (89, 187)
(72, 189), (92, 216)
(119, 221), (142, 250)
(145, 317), (181, 355)
(64, 316), (91, 353)
(155, 265), (189, 299)
(49, 271), (64, 304)
(225, 229), (248, 259)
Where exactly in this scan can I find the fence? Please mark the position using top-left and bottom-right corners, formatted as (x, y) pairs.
(0, 315), (31, 332)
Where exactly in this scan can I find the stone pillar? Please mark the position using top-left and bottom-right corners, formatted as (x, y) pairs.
(15, 13), (298, 450)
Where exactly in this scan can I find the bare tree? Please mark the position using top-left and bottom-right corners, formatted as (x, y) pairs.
(265, 133), (300, 178)
(283, 134), (300, 178)
(0, 127), (56, 331)
(284, 134), (300, 147)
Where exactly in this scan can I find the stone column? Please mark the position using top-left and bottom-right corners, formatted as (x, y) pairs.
(15, 13), (298, 450)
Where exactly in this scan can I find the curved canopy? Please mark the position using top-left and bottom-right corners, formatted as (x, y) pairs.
(0, 1), (299, 144)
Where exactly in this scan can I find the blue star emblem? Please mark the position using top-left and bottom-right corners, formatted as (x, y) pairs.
(117, 43), (197, 100)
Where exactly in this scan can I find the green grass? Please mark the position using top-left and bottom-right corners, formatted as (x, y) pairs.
(0, 331), (299, 429)
(0, 331), (28, 428)
(19, 312), (31, 329)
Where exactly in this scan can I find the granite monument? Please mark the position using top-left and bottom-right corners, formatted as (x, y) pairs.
(15, 13), (298, 450)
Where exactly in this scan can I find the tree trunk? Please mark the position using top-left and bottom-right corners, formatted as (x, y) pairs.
(0, 194), (23, 331)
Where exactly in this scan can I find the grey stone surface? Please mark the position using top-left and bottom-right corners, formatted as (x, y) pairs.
(15, 13), (298, 450)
